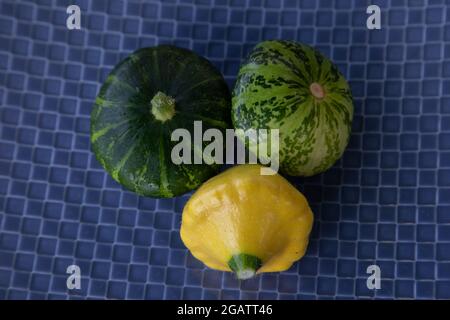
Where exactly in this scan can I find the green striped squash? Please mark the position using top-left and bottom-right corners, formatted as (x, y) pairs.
(232, 40), (354, 176)
(91, 45), (231, 198)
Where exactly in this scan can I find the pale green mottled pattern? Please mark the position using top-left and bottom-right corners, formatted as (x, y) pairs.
(232, 40), (354, 176)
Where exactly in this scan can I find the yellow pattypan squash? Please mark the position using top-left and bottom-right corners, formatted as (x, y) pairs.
(180, 164), (314, 280)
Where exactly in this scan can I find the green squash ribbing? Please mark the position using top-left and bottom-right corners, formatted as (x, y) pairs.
(232, 40), (354, 176)
(90, 45), (231, 198)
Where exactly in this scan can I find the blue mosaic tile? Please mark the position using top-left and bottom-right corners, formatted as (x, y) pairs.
(0, 0), (450, 300)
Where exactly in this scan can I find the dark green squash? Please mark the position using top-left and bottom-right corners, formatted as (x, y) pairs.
(91, 45), (231, 198)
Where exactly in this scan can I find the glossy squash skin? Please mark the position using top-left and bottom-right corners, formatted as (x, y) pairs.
(232, 40), (354, 177)
(91, 45), (231, 198)
(180, 164), (314, 279)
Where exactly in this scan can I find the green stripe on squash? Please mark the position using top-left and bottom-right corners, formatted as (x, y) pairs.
(232, 40), (354, 177)
(91, 45), (231, 198)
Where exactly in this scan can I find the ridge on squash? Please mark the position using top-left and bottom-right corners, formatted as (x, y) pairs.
(232, 40), (354, 177)
(90, 45), (231, 198)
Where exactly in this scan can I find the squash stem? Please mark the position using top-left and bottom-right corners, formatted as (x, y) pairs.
(228, 254), (262, 280)
(310, 82), (325, 99)
(151, 91), (176, 122)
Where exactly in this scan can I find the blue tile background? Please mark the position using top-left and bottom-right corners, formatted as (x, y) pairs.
(0, 0), (450, 299)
